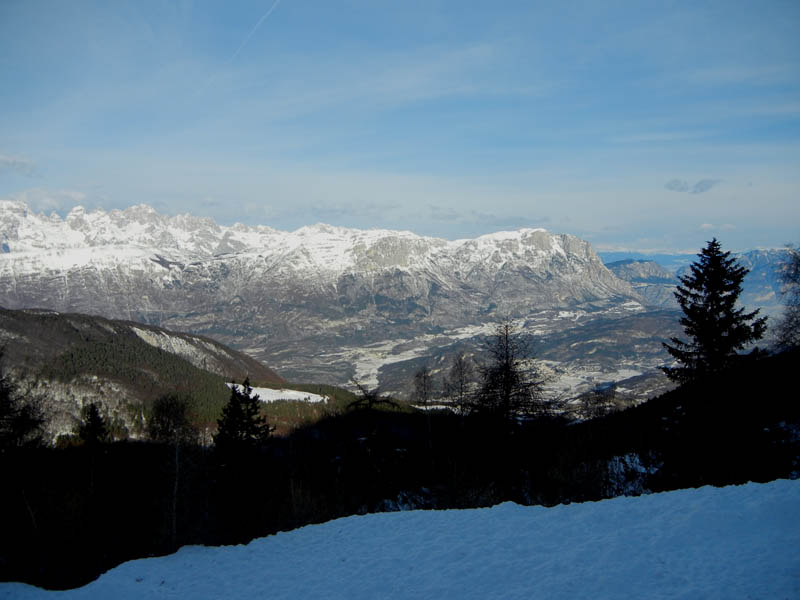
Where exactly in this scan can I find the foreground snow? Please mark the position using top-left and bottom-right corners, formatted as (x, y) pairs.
(2, 480), (798, 599)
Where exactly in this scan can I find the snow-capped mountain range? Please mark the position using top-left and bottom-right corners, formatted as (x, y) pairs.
(1, 198), (787, 399)
(0, 200), (637, 323)
(0, 201), (653, 391)
(0, 200), (630, 298)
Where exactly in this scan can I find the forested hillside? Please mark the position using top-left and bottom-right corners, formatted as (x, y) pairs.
(0, 307), (283, 438)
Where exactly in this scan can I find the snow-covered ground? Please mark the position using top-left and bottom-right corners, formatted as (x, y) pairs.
(227, 383), (327, 403)
(3, 479), (797, 599)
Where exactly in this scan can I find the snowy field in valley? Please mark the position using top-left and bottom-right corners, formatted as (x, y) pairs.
(2, 479), (798, 599)
(227, 383), (327, 403)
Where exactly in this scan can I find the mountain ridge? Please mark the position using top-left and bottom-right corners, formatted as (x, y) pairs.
(1, 201), (785, 397)
(0, 202), (640, 385)
(0, 305), (284, 440)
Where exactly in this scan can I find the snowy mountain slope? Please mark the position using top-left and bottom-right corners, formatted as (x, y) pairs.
(3, 479), (797, 599)
(0, 201), (630, 301)
(0, 201), (648, 391)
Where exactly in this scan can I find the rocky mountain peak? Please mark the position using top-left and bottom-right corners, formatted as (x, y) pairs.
(0, 200), (644, 385)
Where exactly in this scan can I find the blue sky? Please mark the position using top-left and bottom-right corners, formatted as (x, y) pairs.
(1, 1), (798, 252)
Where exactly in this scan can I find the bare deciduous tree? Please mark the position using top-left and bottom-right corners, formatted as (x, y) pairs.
(477, 319), (545, 421)
(443, 352), (475, 415)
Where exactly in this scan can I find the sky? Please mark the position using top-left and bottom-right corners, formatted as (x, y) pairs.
(0, 0), (798, 253)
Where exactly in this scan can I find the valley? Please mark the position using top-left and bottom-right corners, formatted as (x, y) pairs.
(0, 201), (786, 412)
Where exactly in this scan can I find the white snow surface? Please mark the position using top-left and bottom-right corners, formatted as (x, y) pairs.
(227, 383), (327, 404)
(3, 479), (798, 599)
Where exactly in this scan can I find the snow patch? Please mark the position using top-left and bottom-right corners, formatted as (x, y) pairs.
(227, 383), (327, 404)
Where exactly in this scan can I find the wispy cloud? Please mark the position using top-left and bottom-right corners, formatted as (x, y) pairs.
(700, 223), (736, 231)
(9, 188), (88, 214)
(0, 154), (36, 176)
(428, 205), (549, 230)
(196, 41), (523, 126)
(664, 179), (721, 194)
(665, 179), (690, 193)
(684, 64), (798, 87)
(612, 131), (712, 144)
(690, 179), (720, 194)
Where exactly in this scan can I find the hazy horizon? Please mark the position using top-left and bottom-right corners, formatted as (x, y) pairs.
(2, 197), (789, 258)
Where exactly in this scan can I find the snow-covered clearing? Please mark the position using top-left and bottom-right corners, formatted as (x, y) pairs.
(227, 383), (326, 404)
(3, 479), (797, 599)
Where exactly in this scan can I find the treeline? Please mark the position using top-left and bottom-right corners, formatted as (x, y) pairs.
(2, 348), (798, 590)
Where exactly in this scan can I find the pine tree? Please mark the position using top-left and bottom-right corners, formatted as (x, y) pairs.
(662, 238), (767, 383)
(76, 403), (109, 447)
(774, 244), (800, 350)
(213, 379), (272, 452)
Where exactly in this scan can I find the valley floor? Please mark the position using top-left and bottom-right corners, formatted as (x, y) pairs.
(2, 479), (797, 599)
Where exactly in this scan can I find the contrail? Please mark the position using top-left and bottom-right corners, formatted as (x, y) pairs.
(194, 0), (282, 96)
(230, 0), (282, 61)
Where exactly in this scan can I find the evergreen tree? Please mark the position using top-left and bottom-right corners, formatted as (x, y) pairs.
(477, 319), (544, 420)
(0, 364), (44, 449)
(662, 238), (767, 383)
(76, 402), (109, 447)
(213, 379), (272, 452)
(774, 244), (800, 350)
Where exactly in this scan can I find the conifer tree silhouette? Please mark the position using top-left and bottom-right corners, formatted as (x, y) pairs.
(663, 238), (766, 383)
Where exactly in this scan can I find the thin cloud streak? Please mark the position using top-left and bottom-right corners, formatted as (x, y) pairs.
(0, 154), (36, 176)
(664, 179), (721, 194)
(194, 0), (282, 96)
(230, 0), (282, 62)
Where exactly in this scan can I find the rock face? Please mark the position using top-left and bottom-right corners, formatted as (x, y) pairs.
(606, 260), (679, 307)
(0, 201), (640, 384)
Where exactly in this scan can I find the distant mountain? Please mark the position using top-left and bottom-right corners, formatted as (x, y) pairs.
(606, 251), (790, 318)
(598, 252), (695, 272)
(0, 306), (282, 440)
(606, 260), (678, 307)
(715, 249), (787, 318)
(605, 259), (675, 284)
(0, 201), (646, 391)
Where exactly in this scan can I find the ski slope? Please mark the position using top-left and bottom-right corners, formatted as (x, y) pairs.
(2, 480), (798, 599)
